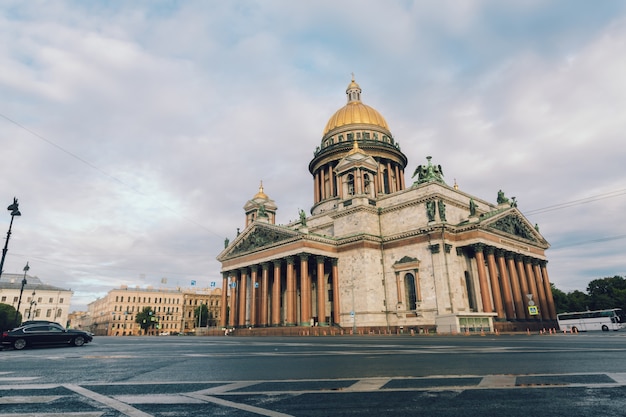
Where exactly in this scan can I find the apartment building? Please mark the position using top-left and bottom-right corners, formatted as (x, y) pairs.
(87, 285), (224, 336)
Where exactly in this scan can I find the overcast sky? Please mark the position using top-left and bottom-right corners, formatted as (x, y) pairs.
(1, 1), (625, 311)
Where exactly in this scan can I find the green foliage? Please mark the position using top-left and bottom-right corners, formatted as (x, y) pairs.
(553, 276), (626, 313)
(135, 306), (158, 334)
(0, 303), (21, 331)
(194, 304), (210, 327)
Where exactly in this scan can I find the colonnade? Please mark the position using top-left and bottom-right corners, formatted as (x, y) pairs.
(470, 244), (557, 321)
(219, 254), (340, 328)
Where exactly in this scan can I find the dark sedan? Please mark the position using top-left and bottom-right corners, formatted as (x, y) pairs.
(1, 322), (93, 350)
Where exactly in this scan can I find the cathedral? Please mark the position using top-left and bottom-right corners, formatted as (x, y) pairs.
(217, 78), (557, 333)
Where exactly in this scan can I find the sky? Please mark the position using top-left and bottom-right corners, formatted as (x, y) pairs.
(1, 0), (625, 311)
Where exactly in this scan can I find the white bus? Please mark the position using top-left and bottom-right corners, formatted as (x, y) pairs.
(557, 308), (626, 332)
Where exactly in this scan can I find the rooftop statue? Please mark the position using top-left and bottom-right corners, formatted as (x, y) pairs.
(412, 156), (445, 185)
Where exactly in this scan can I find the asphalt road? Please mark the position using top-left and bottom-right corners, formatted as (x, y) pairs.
(2, 332), (626, 416)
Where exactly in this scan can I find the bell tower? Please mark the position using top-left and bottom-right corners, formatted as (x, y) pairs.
(243, 182), (277, 227)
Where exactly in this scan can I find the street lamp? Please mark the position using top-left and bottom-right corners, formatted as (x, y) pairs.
(0, 197), (21, 280)
(15, 262), (29, 323)
(28, 290), (37, 320)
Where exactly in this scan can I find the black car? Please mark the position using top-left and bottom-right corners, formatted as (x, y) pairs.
(1, 322), (93, 350)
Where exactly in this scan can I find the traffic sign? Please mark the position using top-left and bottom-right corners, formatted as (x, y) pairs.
(528, 305), (539, 315)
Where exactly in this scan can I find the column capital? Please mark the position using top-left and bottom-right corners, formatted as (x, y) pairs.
(272, 259), (282, 267)
(285, 256), (296, 265)
(484, 246), (496, 255)
(504, 251), (516, 261)
(239, 267), (249, 275)
(331, 258), (338, 267)
(471, 243), (486, 253)
(316, 255), (325, 264)
(250, 265), (259, 273)
(299, 253), (309, 262)
(495, 248), (507, 258)
(261, 262), (271, 271)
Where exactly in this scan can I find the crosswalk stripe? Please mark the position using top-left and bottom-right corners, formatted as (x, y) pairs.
(0, 396), (61, 404)
(0, 413), (103, 417)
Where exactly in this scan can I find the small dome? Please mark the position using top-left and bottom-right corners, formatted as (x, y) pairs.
(253, 181), (268, 200)
(322, 77), (390, 136)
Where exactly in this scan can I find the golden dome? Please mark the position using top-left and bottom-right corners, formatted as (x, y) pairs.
(253, 181), (268, 200)
(322, 77), (390, 136)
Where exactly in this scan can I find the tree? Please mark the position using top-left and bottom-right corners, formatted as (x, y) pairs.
(0, 303), (21, 331)
(587, 276), (626, 310)
(552, 276), (626, 314)
(135, 306), (158, 334)
(194, 304), (209, 328)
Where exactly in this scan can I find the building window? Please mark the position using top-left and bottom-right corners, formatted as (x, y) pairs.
(404, 273), (418, 310)
(347, 174), (355, 195)
(1, 296), (5, 302)
(13, 297), (18, 302)
(56, 309), (62, 318)
(59, 298), (64, 303)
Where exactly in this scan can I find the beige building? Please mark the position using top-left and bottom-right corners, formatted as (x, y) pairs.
(217, 78), (557, 333)
(0, 273), (72, 327)
(87, 285), (224, 336)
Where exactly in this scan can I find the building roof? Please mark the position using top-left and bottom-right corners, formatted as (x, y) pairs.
(0, 274), (72, 292)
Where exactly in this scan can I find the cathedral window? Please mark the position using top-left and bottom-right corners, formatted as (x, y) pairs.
(363, 132), (370, 139)
(338, 134), (344, 142)
(347, 174), (355, 195)
(404, 273), (418, 310)
(364, 173), (371, 194)
(347, 133), (353, 141)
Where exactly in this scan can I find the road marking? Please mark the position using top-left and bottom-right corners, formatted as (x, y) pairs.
(196, 381), (260, 394)
(479, 375), (516, 388)
(63, 384), (153, 417)
(114, 394), (205, 404)
(0, 395), (61, 404)
(0, 411), (104, 417)
(346, 377), (391, 391)
(0, 377), (40, 382)
(184, 392), (295, 417)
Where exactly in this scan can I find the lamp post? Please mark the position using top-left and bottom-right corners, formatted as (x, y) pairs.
(28, 290), (37, 320)
(15, 262), (29, 323)
(0, 197), (21, 280)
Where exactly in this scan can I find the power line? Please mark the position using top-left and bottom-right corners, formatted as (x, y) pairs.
(0, 112), (224, 239)
(552, 234), (626, 249)
(523, 189), (626, 215)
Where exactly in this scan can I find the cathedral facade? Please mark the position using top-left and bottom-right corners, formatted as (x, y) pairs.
(217, 78), (556, 333)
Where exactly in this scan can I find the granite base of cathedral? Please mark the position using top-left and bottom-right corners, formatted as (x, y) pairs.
(202, 320), (558, 337)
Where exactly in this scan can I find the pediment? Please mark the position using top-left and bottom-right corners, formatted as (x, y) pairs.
(220, 223), (301, 259)
(335, 151), (378, 174)
(482, 210), (545, 244)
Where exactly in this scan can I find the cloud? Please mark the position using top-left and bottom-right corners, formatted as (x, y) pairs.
(0, 1), (625, 310)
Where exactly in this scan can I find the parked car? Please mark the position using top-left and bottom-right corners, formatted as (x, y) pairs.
(1, 322), (93, 350)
